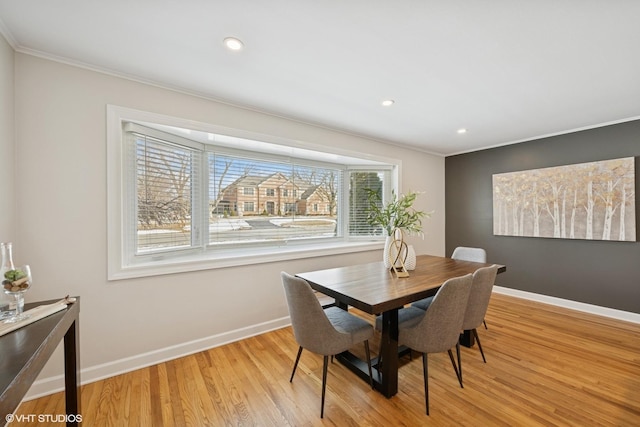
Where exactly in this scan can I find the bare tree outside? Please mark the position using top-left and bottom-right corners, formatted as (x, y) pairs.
(208, 156), (256, 216)
(136, 138), (196, 251)
(294, 166), (339, 216)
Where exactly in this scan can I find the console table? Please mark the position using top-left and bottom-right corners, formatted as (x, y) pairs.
(0, 298), (80, 426)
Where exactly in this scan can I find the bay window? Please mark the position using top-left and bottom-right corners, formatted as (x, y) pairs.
(107, 106), (398, 279)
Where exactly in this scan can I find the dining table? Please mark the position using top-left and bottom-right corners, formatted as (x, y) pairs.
(296, 254), (506, 398)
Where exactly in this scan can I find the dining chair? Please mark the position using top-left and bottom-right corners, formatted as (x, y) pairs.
(451, 246), (487, 263)
(281, 272), (374, 418)
(461, 264), (499, 365)
(451, 247), (489, 329)
(412, 247), (488, 329)
(376, 274), (473, 415)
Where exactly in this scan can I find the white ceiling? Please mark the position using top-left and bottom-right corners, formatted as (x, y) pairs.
(1, 1), (639, 156)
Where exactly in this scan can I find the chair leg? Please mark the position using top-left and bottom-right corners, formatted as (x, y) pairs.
(422, 353), (430, 415)
(457, 342), (463, 386)
(364, 340), (374, 389)
(321, 355), (329, 418)
(290, 346), (303, 382)
(447, 347), (463, 389)
(472, 328), (486, 363)
(483, 318), (488, 329)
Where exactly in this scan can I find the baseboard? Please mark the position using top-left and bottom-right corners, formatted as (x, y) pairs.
(24, 316), (291, 401)
(493, 286), (640, 324)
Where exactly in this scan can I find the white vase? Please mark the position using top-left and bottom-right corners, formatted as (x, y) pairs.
(383, 236), (393, 268)
(383, 235), (407, 269)
(405, 245), (416, 270)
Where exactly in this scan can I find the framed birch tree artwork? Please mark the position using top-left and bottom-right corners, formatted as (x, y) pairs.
(493, 157), (636, 241)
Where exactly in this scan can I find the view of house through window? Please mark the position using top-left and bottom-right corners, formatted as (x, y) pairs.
(206, 153), (343, 247)
(122, 119), (395, 267)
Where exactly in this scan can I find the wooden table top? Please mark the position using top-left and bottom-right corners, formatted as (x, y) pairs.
(297, 255), (505, 315)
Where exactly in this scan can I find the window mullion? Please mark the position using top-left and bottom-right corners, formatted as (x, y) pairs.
(338, 169), (349, 238)
(123, 132), (139, 265)
(191, 150), (207, 249)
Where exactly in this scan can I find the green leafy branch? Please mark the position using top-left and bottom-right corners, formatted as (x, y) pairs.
(365, 189), (430, 237)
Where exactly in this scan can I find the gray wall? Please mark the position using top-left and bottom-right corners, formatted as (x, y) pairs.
(446, 119), (640, 314)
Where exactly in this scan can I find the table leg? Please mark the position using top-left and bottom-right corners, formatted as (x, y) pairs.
(377, 309), (399, 398)
(63, 319), (81, 426)
(459, 329), (475, 347)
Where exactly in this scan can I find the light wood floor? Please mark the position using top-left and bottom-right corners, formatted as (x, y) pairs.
(11, 293), (640, 426)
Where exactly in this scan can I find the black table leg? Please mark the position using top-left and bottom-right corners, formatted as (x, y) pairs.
(377, 309), (399, 398)
(336, 300), (349, 311)
(459, 329), (475, 347)
(63, 319), (81, 426)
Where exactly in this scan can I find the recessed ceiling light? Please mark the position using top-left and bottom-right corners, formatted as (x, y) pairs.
(223, 37), (244, 51)
(381, 100), (395, 107)
(457, 128), (467, 134)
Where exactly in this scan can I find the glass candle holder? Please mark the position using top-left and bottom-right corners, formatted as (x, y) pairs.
(2, 264), (32, 323)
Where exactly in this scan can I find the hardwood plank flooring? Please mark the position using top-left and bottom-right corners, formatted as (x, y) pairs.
(10, 293), (640, 426)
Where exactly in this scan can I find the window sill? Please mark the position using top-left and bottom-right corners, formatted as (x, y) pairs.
(108, 240), (383, 281)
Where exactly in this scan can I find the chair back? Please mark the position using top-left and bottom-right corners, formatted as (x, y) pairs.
(451, 246), (486, 263)
(462, 265), (499, 330)
(281, 272), (348, 355)
(400, 274), (473, 354)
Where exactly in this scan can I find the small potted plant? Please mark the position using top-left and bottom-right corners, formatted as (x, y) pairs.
(366, 189), (430, 269)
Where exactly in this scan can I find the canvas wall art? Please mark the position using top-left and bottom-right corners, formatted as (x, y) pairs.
(493, 157), (636, 241)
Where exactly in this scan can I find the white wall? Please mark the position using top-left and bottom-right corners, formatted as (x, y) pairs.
(0, 34), (14, 240)
(0, 34), (15, 314)
(13, 52), (445, 396)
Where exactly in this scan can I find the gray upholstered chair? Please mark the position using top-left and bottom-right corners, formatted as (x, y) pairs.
(281, 272), (374, 418)
(451, 246), (487, 263)
(461, 264), (499, 364)
(376, 274), (473, 415)
(451, 247), (489, 329)
(412, 246), (487, 326)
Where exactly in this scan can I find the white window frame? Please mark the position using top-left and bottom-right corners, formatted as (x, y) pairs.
(107, 105), (400, 280)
